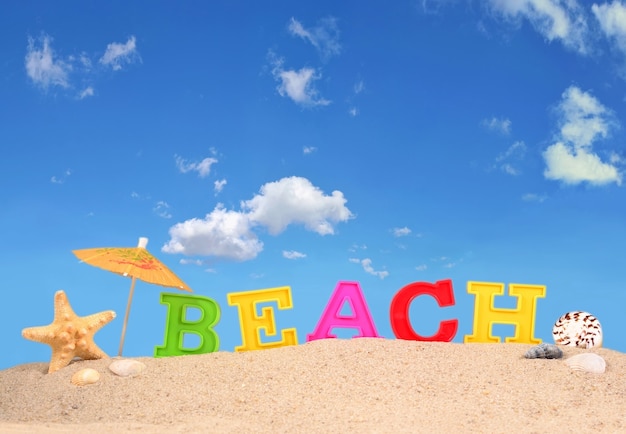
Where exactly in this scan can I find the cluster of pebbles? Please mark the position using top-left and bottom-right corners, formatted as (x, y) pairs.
(524, 310), (606, 374)
(70, 358), (146, 386)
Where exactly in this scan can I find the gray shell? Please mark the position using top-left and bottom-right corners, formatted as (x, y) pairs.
(524, 343), (563, 359)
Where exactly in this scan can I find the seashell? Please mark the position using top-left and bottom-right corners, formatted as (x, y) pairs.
(565, 353), (606, 374)
(108, 359), (146, 377)
(524, 343), (563, 359)
(71, 368), (100, 386)
(552, 311), (602, 349)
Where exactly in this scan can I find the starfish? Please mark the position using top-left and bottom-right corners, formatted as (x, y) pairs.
(22, 290), (116, 373)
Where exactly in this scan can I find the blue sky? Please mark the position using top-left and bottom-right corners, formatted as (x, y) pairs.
(3, 0), (626, 370)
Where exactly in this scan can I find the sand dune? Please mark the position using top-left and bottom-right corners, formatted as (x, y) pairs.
(1, 338), (625, 433)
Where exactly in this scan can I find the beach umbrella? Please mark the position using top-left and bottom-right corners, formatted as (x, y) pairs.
(72, 237), (192, 356)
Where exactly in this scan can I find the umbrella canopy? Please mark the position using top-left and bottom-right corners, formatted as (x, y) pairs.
(72, 237), (192, 291)
(72, 237), (192, 356)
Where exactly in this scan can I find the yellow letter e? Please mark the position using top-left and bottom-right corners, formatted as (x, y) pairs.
(227, 286), (298, 351)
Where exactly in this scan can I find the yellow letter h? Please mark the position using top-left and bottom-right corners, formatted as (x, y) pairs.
(464, 281), (546, 344)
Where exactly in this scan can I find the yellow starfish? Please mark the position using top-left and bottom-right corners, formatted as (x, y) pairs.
(22, 290), (116, 373)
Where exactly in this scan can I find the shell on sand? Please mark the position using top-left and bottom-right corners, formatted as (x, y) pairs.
(565, 353), (606, 374)
(552, 311), (602, 349)
(524, 343), (563, 359)
(71, 368), (100, 386)
(108, 359), (146, 377)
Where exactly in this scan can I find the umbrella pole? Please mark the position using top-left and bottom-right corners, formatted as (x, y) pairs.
(118, 276), (137, 357)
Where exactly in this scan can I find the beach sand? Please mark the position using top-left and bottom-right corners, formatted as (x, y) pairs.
(1, 338), (625, 433)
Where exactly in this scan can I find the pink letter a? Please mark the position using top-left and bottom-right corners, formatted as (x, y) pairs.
(306, 281), (380, 341)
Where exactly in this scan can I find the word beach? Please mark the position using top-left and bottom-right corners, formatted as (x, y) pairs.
(154, 279), (546, 356)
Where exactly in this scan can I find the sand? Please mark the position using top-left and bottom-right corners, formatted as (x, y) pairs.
(1, 338), (625, 433)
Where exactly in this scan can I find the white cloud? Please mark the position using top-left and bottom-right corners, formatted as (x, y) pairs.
(277, 68), (330, 106)
(175, 155), (218, 178)
(214, 179), (227, 194)
(558, 86), (612, 147)
(179, 258), (204, 266)
(347, 80), (364, 117)
(392, 227), (412, 237)
(162, 204), (263, 261)
(179, 258), (217, 273)
(50, 169), (71, 184)
(288, 16), (341, 60)
(269, 53), (330, 107)
(431, 255), (461, 269)
(243, 176), (353, 235)
(350, 258), (389, 279)
(283, 250), (307, 259)
(26, 33), (139, 97)
(522, 193), (548, 202)
(482, 116), (512, 134)
(487, 0), (590, 54)
(420, 0), (458, 14)
(496, 140), (526, 161)
(348, 244), (367, 252)
(543, 142), (621, 184)
(78, 86), (94, 99)
(130, 191), (151, 200)
(501, 163), (519, 175)
(79, 53), (92, 69)
(593, 1), (626, 55)
(25, 35), (70, 89)
(495, 140), (526, 175)
(543, 86), (621, 185)
(354, 80), (365, 94)
(303, 146), (317, 154)
(163, 176), (352, 261)
(99, 36), (139, 70)
(153, 201), (172, 219)
(416, 264), (428, 271)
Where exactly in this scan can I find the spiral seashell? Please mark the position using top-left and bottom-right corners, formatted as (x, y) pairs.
(552, 311), (602, 349)
(71, 368), (100, 386)
(108, 359), (146, 377)
(524, 343), (563, 359)
(565, 353), (606, 374)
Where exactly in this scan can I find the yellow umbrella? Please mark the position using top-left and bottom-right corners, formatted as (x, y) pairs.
(72, 237), (192, 356)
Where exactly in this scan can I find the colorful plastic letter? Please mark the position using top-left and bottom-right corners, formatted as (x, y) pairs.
(154, 292), (220, 357)
(306, 281), (380, 341)
(389, 280), (458, 341)
(464, 281), (546, 344)
(227, 286), (298, 351)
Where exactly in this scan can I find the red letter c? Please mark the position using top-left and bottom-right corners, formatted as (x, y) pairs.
(389, 279), (458, 341)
